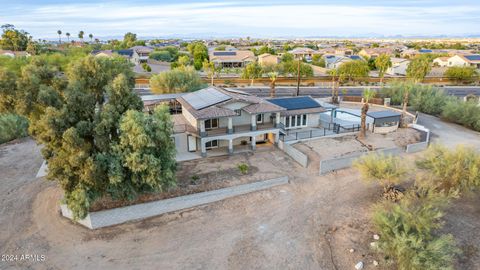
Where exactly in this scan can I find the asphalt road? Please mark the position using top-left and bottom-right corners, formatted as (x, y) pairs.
(136, 86), (480, 98)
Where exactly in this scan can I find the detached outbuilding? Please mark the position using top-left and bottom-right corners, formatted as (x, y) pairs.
(367, 111), (401, 134)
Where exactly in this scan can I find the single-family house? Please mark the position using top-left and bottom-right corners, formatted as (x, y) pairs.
(445, 54), (480, 68)
(92, 50), (114, 57)
(172, 87), (285, 157)
(433, 57), (449, 67)
(209, 50), (256, 68)
(323, 55), (364, 69)
(267, 96), (326, 131)
(288, 47), (319, 61)
(130, 46), (154, 64)
(257, 53), (280, 66)
(0, 50), (30, 58)
(386, 58), (410, 76)
(358, 48), (394, 59)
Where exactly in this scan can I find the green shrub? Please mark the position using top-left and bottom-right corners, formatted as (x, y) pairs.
(353, 153), (407, 192)
(150, 66), (206, 94)
(149, 51), (173, 62)
(0, 114), (29, 144)
(373, 192), (459, 270)
(237, 163), (249, 175)
(441, 98), (480, 131)
(141, 63), (151, 72)
(410, 85), (448, 115)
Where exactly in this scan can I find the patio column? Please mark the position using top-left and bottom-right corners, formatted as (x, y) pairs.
(200, 140), (207, 157)
(251, 135), (256, 150)
(199, 120), (206, 137)
(275, 112), (281, 127)
(228, 139), (233, 154)
(251, 114), (257, 131)
(227, 117), (233, 134)
(274, 131), (280, 144)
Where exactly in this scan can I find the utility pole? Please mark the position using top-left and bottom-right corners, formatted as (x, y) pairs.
(296, 59), (301, 96)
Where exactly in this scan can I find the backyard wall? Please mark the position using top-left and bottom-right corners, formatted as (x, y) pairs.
(319, 147), (403, 175)
(61, 176), (289, 229)
(278, 140), (308, 167)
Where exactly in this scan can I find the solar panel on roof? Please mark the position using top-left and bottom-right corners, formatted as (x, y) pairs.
(182, 88), (231, 110)
(465, 55), (480, 61)
(267, 96), (320, 111)
(213, 51), (237, 56)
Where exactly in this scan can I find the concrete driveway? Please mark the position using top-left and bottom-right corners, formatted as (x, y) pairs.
(417, 113), (480, 150)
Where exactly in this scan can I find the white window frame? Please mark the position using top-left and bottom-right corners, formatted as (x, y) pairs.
(256, 114), (264, 123)
(285, 114), (308, 129)
(234, 109), (242, 116)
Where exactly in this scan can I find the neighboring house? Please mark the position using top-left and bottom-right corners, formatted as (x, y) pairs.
(445, 54), (480, 68)
(358, 48), (394, 59)
(0, 50), (30, 58)
(433, 57), (449, 67)
(130, 46), (154, 64)
(288, 47), (319, 61)
(334, 48), (353, 56)
(400, 49), (420, 59)
(172, 87), (286, 157)
(386, 58), (410, 76)
(323, 55), (364, 69)
(209, 50), (256, 68)
(257, 53), (280, 66)
(91, 49), (134, 61)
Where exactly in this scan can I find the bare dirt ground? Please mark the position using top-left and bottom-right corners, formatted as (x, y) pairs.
(92, 147), (290, 211)
(293, 128), (421, 162)
(1, 113), (480, 270)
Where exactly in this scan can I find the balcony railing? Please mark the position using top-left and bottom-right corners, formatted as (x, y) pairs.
(201, 122), (277, 137)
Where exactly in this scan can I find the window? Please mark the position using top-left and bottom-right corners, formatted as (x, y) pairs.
(256, 114), (263, 123)
(205, 118), (218, 130)
(285, 114), (308, 129)
(205, 140), (218, 149)
(234, 109), (242, 116)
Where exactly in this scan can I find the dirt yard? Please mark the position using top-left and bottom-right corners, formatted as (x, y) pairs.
(91, 147), (291, 211)
(1, 122), (479, 270)
(293, 128), (421, 161)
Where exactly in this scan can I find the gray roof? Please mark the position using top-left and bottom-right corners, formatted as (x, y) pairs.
(367, 110), (401, 119)
(177, 86), (285, 120)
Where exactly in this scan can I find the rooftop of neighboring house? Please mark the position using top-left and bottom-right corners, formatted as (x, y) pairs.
(434, 56), (450, 62)
(0, 50), (30, 57)
(267, 96), (327, 116)
(390, 57), (410, 63)
(129, 46), (154, 54)
(257, 53), (277, 59)
(208, 50), (255, 62)
(288, 47), (318, 54)
(91, 49), (133, 57)
(177, 87), (285, 120)
(459, 54), (480, 63)
(360, 47), (394, 55)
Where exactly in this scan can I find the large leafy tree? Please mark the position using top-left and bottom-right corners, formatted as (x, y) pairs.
(0, 67), (17, 113)
(33, 56), (176, 219)
(241, 62), (263, 86)
(407, 55), (431, 83)
(0, 24), (29, 51)
(337, 60), (370, 83)
(150, 66), (205, 94)
(374, 54), (392, 84)
(444, 66), (478, 83)
(187, 42), (208, 70)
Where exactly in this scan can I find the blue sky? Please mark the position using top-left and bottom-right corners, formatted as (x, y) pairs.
(1, 0), (480, 39)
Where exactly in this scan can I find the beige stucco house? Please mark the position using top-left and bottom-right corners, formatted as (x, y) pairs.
(257, 53), (280, 66)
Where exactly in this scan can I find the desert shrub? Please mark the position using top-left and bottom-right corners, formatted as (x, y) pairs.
(150, 66), (206, 94)
(353, 153), (407, 192)
(237, 163), (249, 175)
(441, 98), (480, 131)
(416, 144), (480, 193)
(141, 63), (151, 72)
(150, 51), (172, 62)
(445, 66), (478, 83)
(373, 192), (459, 270)
(0, 114), (29, 144)
(410, 86), (448, 115)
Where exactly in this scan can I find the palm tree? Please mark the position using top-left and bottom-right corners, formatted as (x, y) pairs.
(359, 88), (376, 139)
(269, 71), (278, 98)
(400, 83), (413, 127)
(57, 30), (62, 43)
(78, 31), (84, 43)
(66, 32), (70, 42)
(329, 69), (339, 104)
(89, 33), (93, 43)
